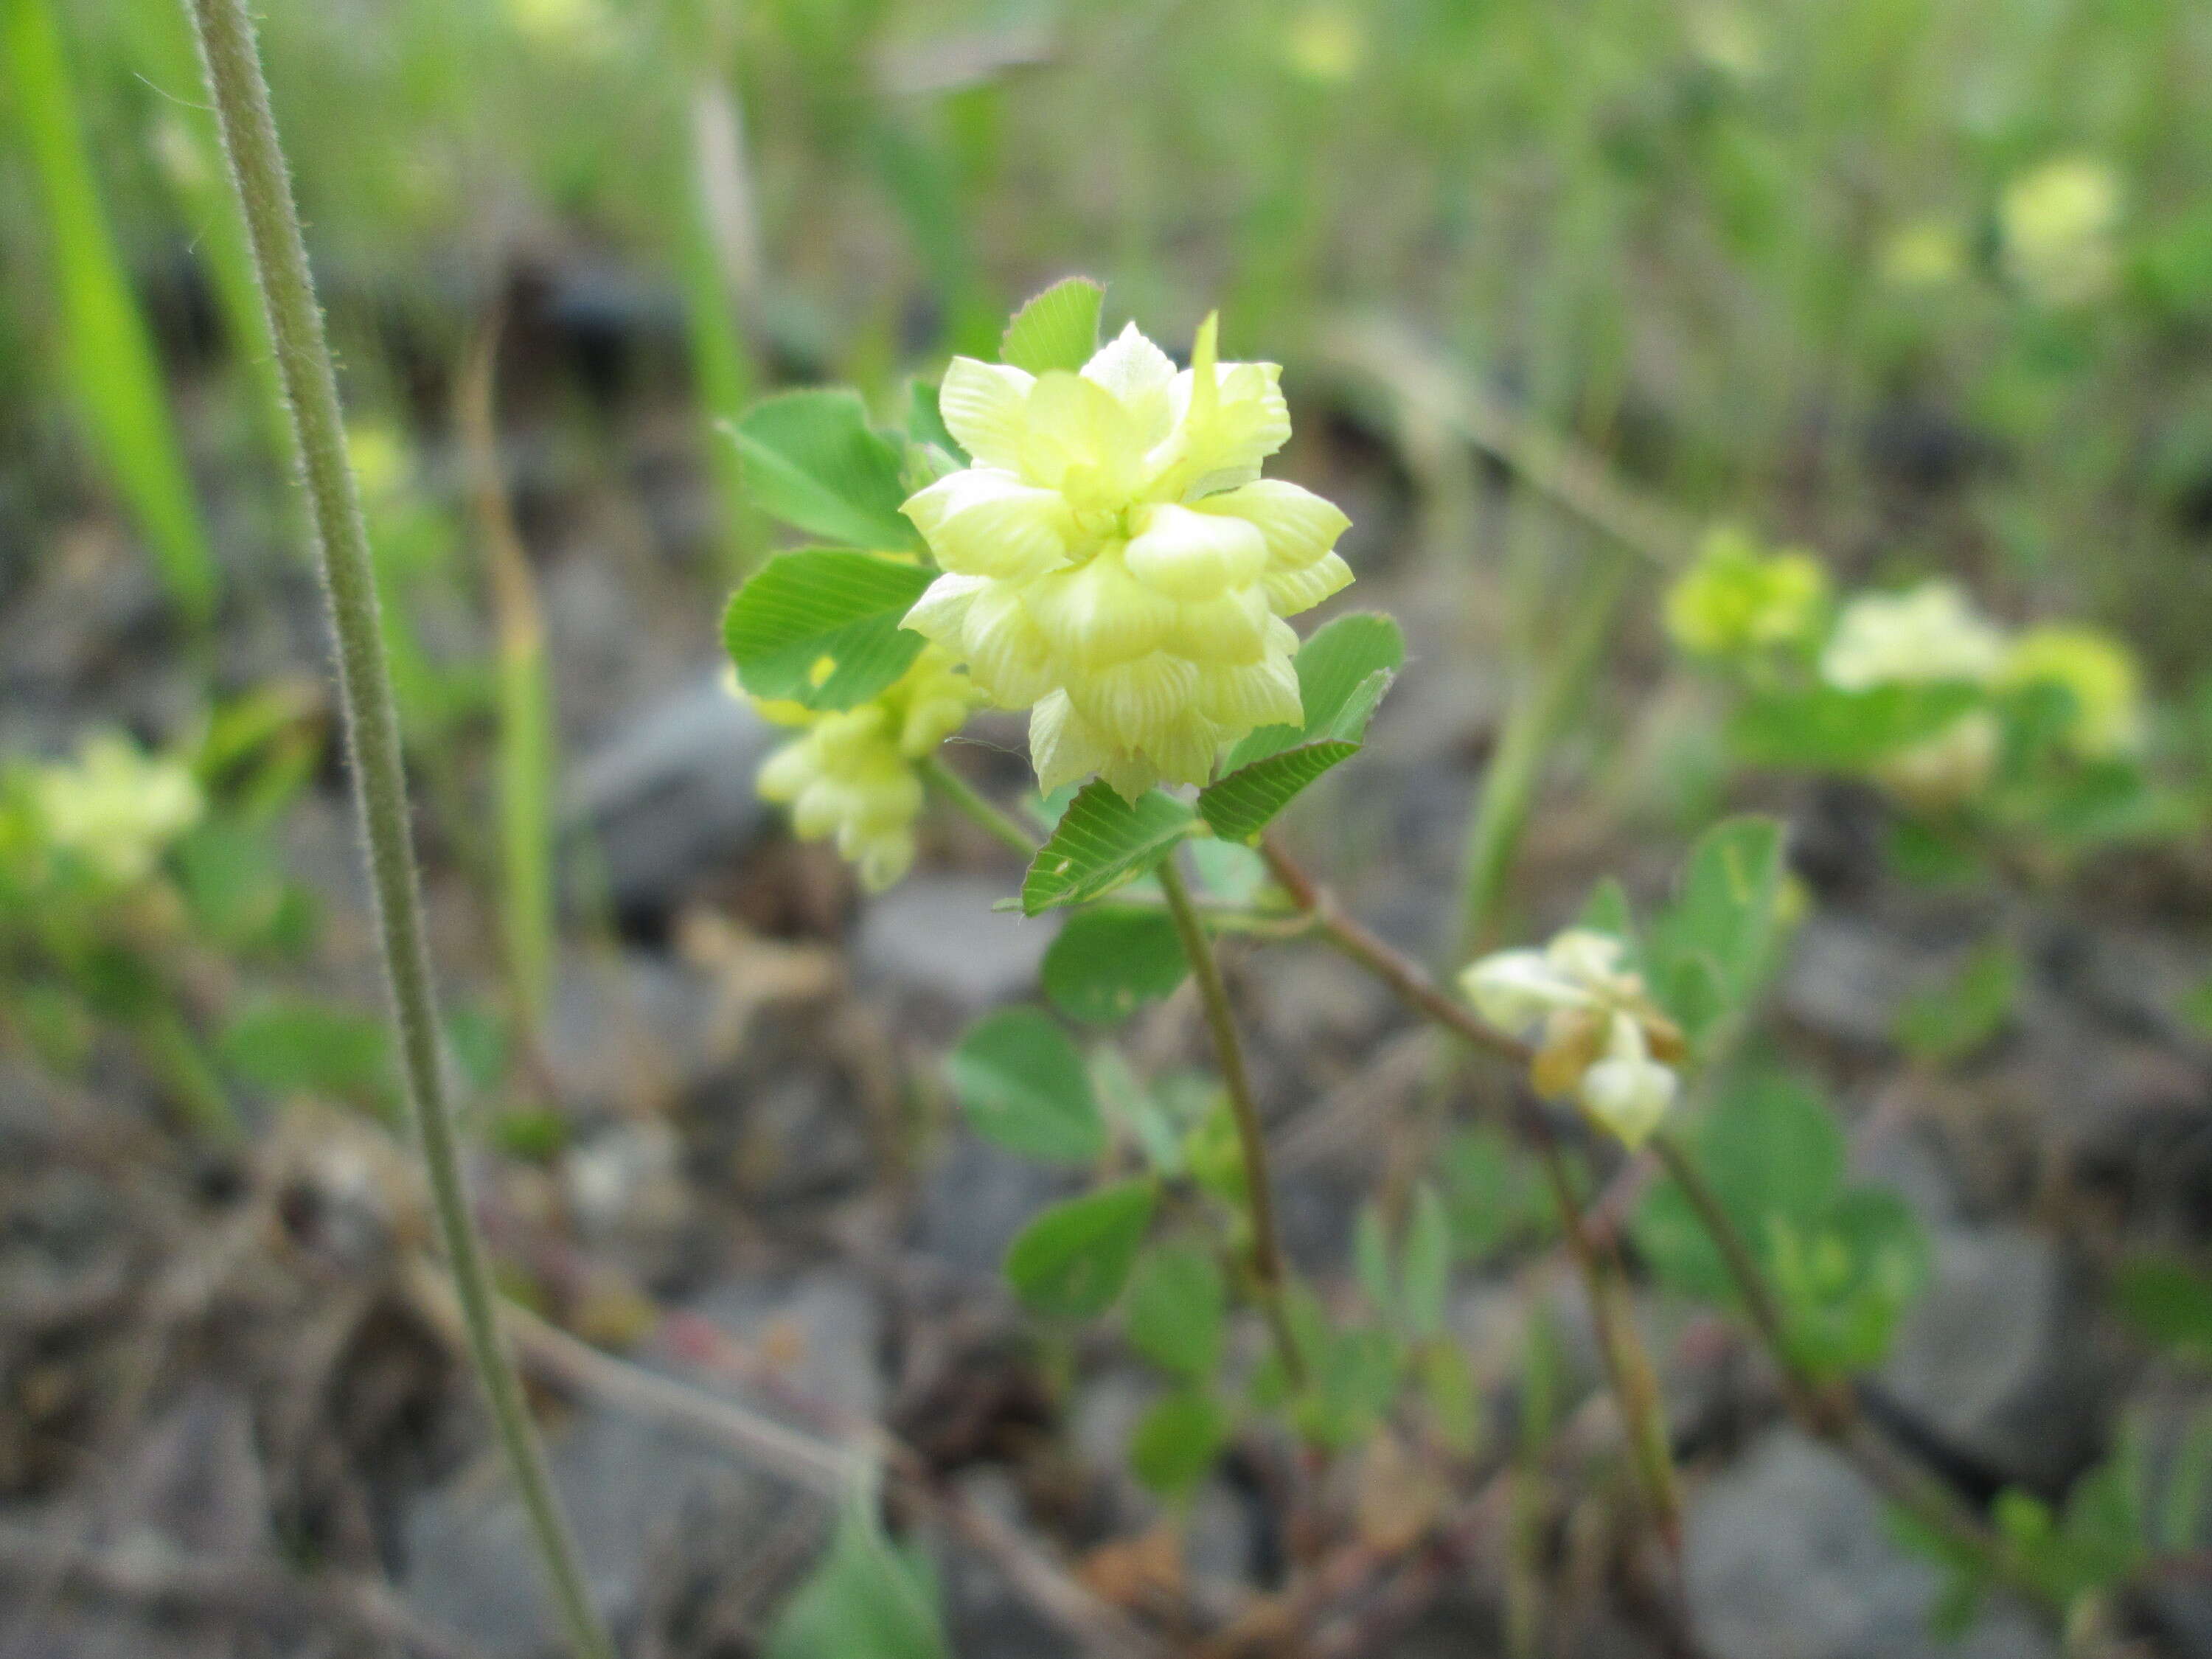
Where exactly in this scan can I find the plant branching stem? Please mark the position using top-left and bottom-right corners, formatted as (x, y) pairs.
(1158, 857), (1304, 1387)
(921, 754), (1043, 858)
(178, 4), (612, 1655)
(1261, 832), (2055, 1615)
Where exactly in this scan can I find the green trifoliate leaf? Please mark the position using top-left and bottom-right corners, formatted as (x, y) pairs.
(999, 276), (1105, 375)
(1644, 814), (1787, 1040)
(1021, 784), (1195, 915)
(1197, 741), (1360, 842)
(1124, 1244), (1227, 1380)
(1004, 1179), (1156, 1318)
(723, 549), (936, 711)
(1041, 906), (1189, 1024)
(945, 1007), (1104, 1164)
(1129, 1391), (1232, 1498)
(1200, 613), (1403, 841)
(725, 389), (922, 552)
(1223, 613), (1407, 771)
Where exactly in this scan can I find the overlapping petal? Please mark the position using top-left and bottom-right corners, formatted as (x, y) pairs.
(897, 310), (1352, 801)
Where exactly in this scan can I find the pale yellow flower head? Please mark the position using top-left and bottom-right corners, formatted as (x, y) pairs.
(1873, 708), (2001, 810)
(34, 734), (204, 887)
(1666, 527), (1830, 659)
(901, 315), (1353, 800)
(1284, 5), (1367, 83)
(1461, 929), (1683, 1148)
(2002, 157), (2121, 307)
(2002, 624), (2145, 759)
(1879, 219), (1967, 291)
(753, 646), (978, 892)
(1820, 582), (2006, 692)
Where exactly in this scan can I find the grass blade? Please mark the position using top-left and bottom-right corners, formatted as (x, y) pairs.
(3, 0), (217, 625)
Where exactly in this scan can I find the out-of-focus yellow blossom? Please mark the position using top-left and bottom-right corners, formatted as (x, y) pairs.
(1666, 527), (1830, 659)
(752, 647), (977, 892)
(1873, 709), (2001, 810)
(346, 424), (411, 507)
(1822, 582), (2007, 807)
(2001, 625), (2145, 759)
(1685, 1), (1766, 79)
(900, 315), (1353, 800)
(1820, 582), (2006, 692)
(506, 0), (617, 55)
(1461, 929), (1684, 1148)
(2002, 157), (2121, 307)
(1285, 5), (1367, 83)
(1879, 220), (1967, 290)
(33, 734), (204, 887)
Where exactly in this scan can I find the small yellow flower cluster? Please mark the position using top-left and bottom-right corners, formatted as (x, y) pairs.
(2001, 625), (2144, 760)
(1665, 527), (1829, 660)
(32, 734), (204, 887)
(1814, 582), (2145, 805)
(753, 647), (978, 892)
(1461, 930), (1684, 1148)
(901, 316), (1353, 800)
(2002, 157), (2122, 308)
(1823, 582), (2011, 807)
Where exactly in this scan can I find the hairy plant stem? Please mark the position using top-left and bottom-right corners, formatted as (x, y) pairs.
(178, 4), (613, 1654)
(1158, 857), (1305, 1388)
(920, 753), (1043, 858)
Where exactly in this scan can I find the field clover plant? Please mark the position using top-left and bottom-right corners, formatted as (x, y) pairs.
(712, 279), (2093, 1632)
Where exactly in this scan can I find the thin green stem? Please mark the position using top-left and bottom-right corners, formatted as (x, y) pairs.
(920, 753), (1044, 858)
(178, 5), (612, 1655)
(1453, 550), (1635, 961)
(1157, 856), (1304, 1387)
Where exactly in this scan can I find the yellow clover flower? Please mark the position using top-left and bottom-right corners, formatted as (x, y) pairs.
(1820, 581), (2006, 692)
(33, 733), (204, 887)
(1461, 929), (1684, 1149)
(900, 315), (1353, 801)
(1820, 582), (2008, 807)
(2002, 624), (2145, 759)
(753, 646), (978, 892)
(1665, 526), (1830, 659)
(2002, 157), (2121, 308)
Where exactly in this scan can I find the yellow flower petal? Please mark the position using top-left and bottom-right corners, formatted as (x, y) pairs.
(938, 357), (1034, 471)
(1022, 547), (1179, 672)
(1066, 651), (1200, 752)
(903, 469), (1074, 580)
(1124, 502), (1269, 601)
(1082, 321), (1178, 448)
(1261, 552), (1353, 616)
(1197, 479), (1350, 571)
(1029, 690), (1114, 795)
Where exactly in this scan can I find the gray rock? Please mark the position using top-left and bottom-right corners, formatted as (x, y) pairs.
(1781, 916), (1921, 1047)
(679, 1269), (885, 1423)
(1879, 1226), (2104, 1493)
(1684, 1428), (2056, 1659)
(563, 671), (777, 925)
(542, 950), (718, 1116)
(855, 876), (1057, 1013)
(914, 1133), (1071, 1279)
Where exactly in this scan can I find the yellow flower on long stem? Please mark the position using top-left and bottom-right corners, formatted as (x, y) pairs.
(901, 315), (1353, 800)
